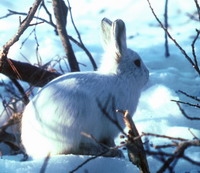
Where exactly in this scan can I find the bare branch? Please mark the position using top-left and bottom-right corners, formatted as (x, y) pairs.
(29, 21), (44, 26)
(0, 9), (58, 34)
(0, 0), (43, 57)
(118, 110), (150, 173)
(157, 140), (200, 172)
(178, 90), (200, 102)
(97, 98), (127, 137)
(171, 99), (200, 109)
(0, 113), (22, 132)
(0, 113), (22, 152)
(9, 78), (29, 104)
(194, 0), (200, 21)
(0, 6), (97, 71)
(142, 132), (188, 142)
(52, 0), (80, 72)
(40, 1), (58, 34)
(69, 130), (125, 173)
(40, 153), (51, 173)
(186, 12), (199, 21)
(188, 128), (199, 139)
(146, 0), (200, 75)
(143, 132), (200, 172)
(176, 102), (200, 120)
(66, 0), (97, 70)
(174, 90), (200, 120)
(69, 149), (109, 173)
(182, 154), (200, 166)
(164, 0), (170, 57)
(1, 58), (61, 87)
(0, 0), (59, 87)
(191, 29), (200, 68)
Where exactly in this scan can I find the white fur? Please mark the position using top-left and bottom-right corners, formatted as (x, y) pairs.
(21, 18), (149, 158)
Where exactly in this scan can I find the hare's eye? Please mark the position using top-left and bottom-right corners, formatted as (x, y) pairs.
(134, 59), (141, 67)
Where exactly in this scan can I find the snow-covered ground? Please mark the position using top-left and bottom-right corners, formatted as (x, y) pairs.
(0, 0), (200, 172)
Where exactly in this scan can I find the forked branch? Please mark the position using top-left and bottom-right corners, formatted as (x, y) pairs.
(0, 0), (43, 58)
(146, 0), (200, 75)
(0, 0), (61, 87)
(118, 110), (150, 173)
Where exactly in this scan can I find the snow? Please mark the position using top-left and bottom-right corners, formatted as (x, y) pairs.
(0, 0), (200, 172)
(0, 154), (138, 173)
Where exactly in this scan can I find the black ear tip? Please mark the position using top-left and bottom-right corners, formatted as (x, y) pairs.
(115, 19), (125, 31)
(102, 18), (112, 25)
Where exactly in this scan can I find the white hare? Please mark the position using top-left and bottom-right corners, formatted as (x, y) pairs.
(21, 18), (149, 158)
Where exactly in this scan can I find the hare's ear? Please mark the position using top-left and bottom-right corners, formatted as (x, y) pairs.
(112, 19), (127, 57)
(101, 18), (112, 49)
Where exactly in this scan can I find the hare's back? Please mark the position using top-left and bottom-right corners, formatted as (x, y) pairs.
(42, 72), (114, 96)
(31, 72), (113, 115)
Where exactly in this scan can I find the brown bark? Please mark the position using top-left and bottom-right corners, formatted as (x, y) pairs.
(121, 110), (150, 173)
(0, 0), (58, 87)
(52, 0), (80, 72)
(0, 0), (82, 88)
(0, 58), (60, 87)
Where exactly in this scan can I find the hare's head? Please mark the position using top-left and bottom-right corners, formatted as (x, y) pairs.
(99, 18), (149, 87)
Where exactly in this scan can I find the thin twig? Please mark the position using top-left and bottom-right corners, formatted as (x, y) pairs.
(0, 10), (51, 26)
(164, 0), (170, 57)
(97, 98), (127, 137)
(41, 1), (58, 34)
(40, 154), (51, 173)
(52, 0), (80, 72)
(188, 128), (199, 139)
(186, 12), (199, 22)
(9, 78), (29, 104)
(145, 137), (200, 173)
(194, 0), (200, 21)
(70, 131), (124, 173)
(0, 112), (22, 152)
(153, 143), (178, 149)
(157, 140), (200, 172)
(182, 154), (200, 166)
(142, 132), (188, 142)
(0, 7), (97, 70)
(29, 21), (44, 26)
(146, 0), (200, 75)
(0, 0), (43, 56)
(69, 150), (109, 173)
(176, 102), (200, 120)
(81, 132), (110, 150)
(0, 113), (22, 132)
(65, 0), (97, 70)
(171, 99), (200, 109)
(0, 0), (47, 86)
(191, 29), (200, 68)
(178, 90), (200, 102)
